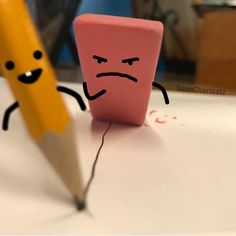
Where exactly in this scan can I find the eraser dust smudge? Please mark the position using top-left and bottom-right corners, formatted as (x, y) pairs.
(149, 109), (157, 116)
(155, 118), (167, 124)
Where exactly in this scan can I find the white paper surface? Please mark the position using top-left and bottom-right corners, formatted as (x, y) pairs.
(0, 78), (236, 234)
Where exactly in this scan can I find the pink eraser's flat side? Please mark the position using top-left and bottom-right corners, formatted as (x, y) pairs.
(73, 14), (163, 126)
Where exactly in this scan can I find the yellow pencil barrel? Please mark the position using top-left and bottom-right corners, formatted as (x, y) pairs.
(0, 0), (70, 140)
(0, 0), (84, 206)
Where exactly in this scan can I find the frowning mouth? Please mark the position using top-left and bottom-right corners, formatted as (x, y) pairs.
(96, 72), (138, 83)
(18, 68), (42, 84)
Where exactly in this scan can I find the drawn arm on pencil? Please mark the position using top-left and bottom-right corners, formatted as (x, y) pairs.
(152, 81), (170, 105)
(2, 101), (19, 131)
(57, 86), (87, 111)
(83, 82), (107, 101)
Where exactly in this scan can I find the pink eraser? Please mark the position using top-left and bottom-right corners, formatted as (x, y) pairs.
(73, 14), (163, 126)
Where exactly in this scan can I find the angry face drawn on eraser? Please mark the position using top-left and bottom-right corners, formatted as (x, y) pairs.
(73, 14), (166, 126)
(94, 55), (139, 83)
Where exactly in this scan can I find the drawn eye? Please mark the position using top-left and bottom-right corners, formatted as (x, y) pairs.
(122, 57), (140, 66)
(5, 61), (15, 70)
(93, 55), (108, 64)
(33, 50), (43, 60)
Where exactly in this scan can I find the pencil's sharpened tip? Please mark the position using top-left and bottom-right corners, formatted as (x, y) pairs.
(74, 197), (86, 211)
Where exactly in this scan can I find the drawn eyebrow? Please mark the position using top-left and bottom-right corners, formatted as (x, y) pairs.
(122, 57), (140, 63)
(93, 55), (108, 62)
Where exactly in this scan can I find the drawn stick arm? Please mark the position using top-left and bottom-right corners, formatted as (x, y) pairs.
(83, 82), (106, 101)
(2, 101), (19, 131)
(57, 86), (86, 111)
(152, 82), (170, 105)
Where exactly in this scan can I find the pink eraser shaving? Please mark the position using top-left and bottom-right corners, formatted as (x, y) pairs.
(73, 14), (163, 126)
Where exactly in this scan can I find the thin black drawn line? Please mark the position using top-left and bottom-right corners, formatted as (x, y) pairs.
(83, 122), (112, 202)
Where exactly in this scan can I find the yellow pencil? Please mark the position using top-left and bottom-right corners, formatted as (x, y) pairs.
(0, 0), (85, 210)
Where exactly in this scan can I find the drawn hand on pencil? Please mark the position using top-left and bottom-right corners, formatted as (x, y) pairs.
(2, 50), (86, 131)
